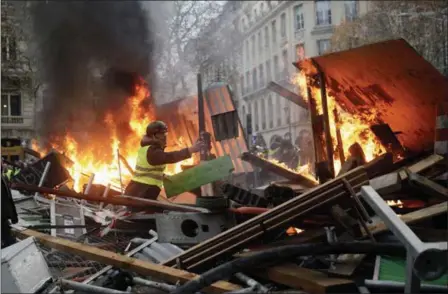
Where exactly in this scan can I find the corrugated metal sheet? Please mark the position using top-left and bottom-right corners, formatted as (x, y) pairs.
(296, 39), (448, 152)
(157, 83), (253, 174)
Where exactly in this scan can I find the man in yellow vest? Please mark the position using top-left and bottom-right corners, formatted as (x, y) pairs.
(125, 121), (204, 203)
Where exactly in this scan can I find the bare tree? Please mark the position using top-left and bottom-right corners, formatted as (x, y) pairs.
(186, 2), (243, 95)
(153, 1), (223, 102)
(330, 1), (448, 75)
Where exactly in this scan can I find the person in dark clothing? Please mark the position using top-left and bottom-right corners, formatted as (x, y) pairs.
(1, 175), (18, 248)
(125, 121), (204, 202)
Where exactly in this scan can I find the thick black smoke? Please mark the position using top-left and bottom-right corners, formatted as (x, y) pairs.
(30, 1), (155, 144)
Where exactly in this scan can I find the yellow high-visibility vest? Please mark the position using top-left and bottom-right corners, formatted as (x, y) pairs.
(131, 146), (166, 188)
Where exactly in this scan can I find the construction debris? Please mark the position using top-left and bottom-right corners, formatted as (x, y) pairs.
(2, 39), (448, 294)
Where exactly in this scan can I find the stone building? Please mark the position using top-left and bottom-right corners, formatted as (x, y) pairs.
(1, 1), (36, 146)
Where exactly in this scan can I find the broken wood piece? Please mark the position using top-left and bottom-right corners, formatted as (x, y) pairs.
(251, 263), (356, 294)
(364, 201), (447, 236)
(398, 154), (444, 181)
(370, 124), (405, 158)
(369, 172), (402, 195)
(240, 152), (318, 188)
(11, 183), (207, 213)
(363, 153), (394, 178)
(327, 254), (366, 277)
(163, 167), (369, 270)
(348, 143), (366, 165)
(333, 108), (345, 164)
(369, 154), (444, 195)
(405, 168), (448, 200)
(337, 157), (359, 177)
(330, 205), (359, 237)
(267, 81), (308, 109)
(13, 228), (240, 294)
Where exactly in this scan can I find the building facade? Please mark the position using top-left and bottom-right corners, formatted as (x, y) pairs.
(237, 0), (371, 151)
(1, 1), (36, 146)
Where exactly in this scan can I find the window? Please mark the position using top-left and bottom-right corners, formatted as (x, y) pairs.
(252, 68), (258, 90)
(296, 44), (305, 60)
(264, 26), (269, 48)
(1, 35), (17, 62)
(1, 93), (22, 116)
(242, 19), (246, 31)
(344, 0), (358, 22)
(266, 60), (272, 82)
(317, 39), (331, 55)
(240, 75), (245, 95)
(280, 13), (286, 38)
(254, 9), (258, 20)
(271, 20), (277, 44)
(261, 99), (266, 130)
(242, 105), (247, 128)
(258, 32), (262, 54)
(274, 55), (279, 78)
(251, 35), (256, 58)
(245, 40), (250, 62)
(294, 5), (305, 30)
(276, 96), (282, 126)
(259, 64), (264, 88)
(254, 100), (259, 132)
(246, 71), (251, 92)
(315, 0), (332, 26)
(282, 49), (289, 76)
(268, 95), (273, 128)
(260, 3), (264, 14)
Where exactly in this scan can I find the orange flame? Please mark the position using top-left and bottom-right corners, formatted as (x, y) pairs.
(387, 200), (404, 208)
(32, 81), (193, 192)
(292, 71), (385, 174)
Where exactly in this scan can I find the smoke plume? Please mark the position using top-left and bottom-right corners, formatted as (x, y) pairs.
(30, 1), (155, 147)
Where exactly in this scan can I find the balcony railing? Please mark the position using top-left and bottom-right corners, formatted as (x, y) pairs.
(2, 116), (24, 124)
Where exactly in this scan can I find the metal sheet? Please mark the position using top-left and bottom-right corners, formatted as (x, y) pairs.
(157, 83), (253, 174)
(296, 39), (448, 152)
(155, 212), (235, 245)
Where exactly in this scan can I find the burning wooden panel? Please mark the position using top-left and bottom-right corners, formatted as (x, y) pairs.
(296, 39), (448, 153)
(157, 83), (253, 174)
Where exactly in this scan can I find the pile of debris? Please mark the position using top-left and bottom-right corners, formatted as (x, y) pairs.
(2, 39), (448, 294)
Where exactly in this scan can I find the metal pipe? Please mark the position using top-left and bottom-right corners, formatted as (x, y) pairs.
(234, 272), (269, 293)
(133, 277), (177, 292)
(34, 161), (51, 199)
(100, 183), (110, 209)
(360, 186), (447, 282)
(364, 279), (448, 292)
(59, 279), (128, 294)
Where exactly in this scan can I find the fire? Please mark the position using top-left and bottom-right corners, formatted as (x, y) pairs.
(267, 157), (317, 183)
(32, 80), (193, 192)
(286, 227), (304, 235)
(387, 200), (404, 208)
(292, 71), (385, 175)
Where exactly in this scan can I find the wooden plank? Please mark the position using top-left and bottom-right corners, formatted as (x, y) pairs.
(365, 202), (448, 236)
(252, 263), (355, 294)
(369, 154), (444, 194)
(240, 152), (319, 188)
(267, 81), (308, 109)
(398, 154), (444, 180)
(13, 228), (240, 294)
(163, 167), (368, 270)
(369, 172), (402, 195)
(406, 169), (448, 200)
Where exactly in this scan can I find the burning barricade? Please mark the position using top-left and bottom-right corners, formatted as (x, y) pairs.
(3, 39), (448, 294)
